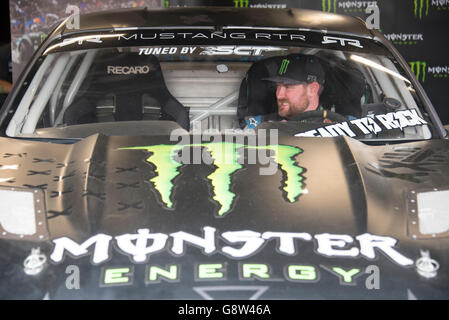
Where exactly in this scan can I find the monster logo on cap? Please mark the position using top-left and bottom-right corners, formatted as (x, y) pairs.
(279, 59), (290, 75)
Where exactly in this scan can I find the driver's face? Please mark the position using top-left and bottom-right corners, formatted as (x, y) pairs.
(276, 83), (310, 119)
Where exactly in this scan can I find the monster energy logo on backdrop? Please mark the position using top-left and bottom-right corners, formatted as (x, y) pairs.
(279, 59), (290, 75)
(234, 0), (249, 7)
(414, 0), (430, 18)
(322, 0), (337, 12)
(409, 61), (427, 83)
(121, 143), (305, 216)
(164, 0), (169, 7)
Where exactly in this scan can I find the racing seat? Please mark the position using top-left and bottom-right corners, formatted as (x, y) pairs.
(237, 56), (280, 127)
(318, 56), (366, 119)
(63, 50), (190, 131)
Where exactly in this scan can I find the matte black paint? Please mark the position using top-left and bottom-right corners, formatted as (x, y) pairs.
(0, 133), (448, 299)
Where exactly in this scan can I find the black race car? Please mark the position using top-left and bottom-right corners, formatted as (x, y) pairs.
(0, 7), (448, 299)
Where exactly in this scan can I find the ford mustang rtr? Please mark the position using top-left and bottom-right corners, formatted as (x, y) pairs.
(0, 7), (448, 300)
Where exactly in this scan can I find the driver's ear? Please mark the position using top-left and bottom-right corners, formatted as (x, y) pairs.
(307, 82), (320, 97)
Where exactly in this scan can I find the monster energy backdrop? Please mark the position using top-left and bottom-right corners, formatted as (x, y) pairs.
(9, 0), (449, 123)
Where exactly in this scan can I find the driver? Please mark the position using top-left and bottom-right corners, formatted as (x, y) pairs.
(263, 55), (326, 121)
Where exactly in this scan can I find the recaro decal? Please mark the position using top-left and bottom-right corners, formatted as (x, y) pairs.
(120, 143), (305, 216)
(107, 65), (151, 75)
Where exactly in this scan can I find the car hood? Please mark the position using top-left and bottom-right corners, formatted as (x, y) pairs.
(0, 133), (448, 299)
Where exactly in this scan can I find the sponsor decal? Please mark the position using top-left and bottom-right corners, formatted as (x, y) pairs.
(427, 65), (449, 80)
(410, 61), (427, 83)
(50, 227), (414, 267)
(414, 0), (449, 19)
(48, 31), (380, 55)
(233, 0), (287, 8)
(138, 47), (183, 55)
(384, 33), (424, 46)
(95, 263), (378, 288)
(199, 46), (288, 56)
(414, 0), (430, 18)
(322, 36), (363, 48)
(116, 31), (307, 42)
(107, 65), (151, 75)
(120, 143), (305, 216)
(279, 59), (290, 75)
(322, 0), (338, 12)
(234, 0), (249, 7)
(296, 110), (428, 137)
(409, 61), (449, 83)
(245, 116), (262, 129)
(322, 0), (378, 13)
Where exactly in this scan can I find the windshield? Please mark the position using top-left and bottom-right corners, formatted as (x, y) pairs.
(5, 36), (432, 141)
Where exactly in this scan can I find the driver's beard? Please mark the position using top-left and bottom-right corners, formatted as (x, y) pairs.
(277, 97), (310, 119)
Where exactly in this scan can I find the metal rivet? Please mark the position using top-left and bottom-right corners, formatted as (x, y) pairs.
(20, 235), (24, 238)
(412, 221), (417, 225)
(39, 235), (44, 239)
(411, 199), (415, 203)
(36, 199), (40, 203)
(411, 190), (415, 194)
(37, 210), (41, 214)
(38, 222), (42, 226)
(412, 235), (417, 239)
(2, 232), (6, 236)
(411, 209), (416, 213)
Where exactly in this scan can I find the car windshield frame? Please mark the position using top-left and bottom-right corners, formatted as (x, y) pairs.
(0, 26), (444, 142)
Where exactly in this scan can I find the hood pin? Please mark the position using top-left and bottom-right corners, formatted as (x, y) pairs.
(23, 248), (47, 276)
(415, 250), (439, 279)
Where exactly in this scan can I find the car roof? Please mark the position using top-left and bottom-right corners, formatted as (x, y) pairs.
(54, 7), (374, 39)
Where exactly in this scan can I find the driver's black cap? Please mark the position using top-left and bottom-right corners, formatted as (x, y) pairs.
(263, 55), (325, 85)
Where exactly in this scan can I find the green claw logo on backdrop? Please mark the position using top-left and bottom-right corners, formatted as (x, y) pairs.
(414, 0), (430, 19)
(121, 143), (305, 216)
(409, 61), (427, 83)
(234, 0), (249, 7)
(322, 0), (337, 12)
(413, 0), (449, 19)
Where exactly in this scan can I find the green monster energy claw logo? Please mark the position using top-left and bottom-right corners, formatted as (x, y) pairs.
(414, 0), (429, 19)
(409, 61), (427, 83)
(322, 0), (337, 12)
(164, 0), (169, 8)
(234, 0), (249, 8)
(121, 143), (305, 217)
(279, 59), (290, 75)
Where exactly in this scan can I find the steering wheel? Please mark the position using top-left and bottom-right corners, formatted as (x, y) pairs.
(290, 109), (347, 123)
